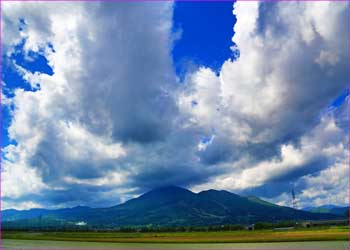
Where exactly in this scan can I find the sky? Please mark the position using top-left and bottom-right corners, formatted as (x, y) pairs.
(1, 1), (349, 210)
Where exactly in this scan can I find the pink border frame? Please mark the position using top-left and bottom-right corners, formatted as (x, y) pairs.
(0, 0), (349, 249)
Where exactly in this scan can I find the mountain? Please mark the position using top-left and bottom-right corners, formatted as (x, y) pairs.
(303, 205), (349, 217)
(2, 206), (92, 222)
(330, 207), (349, 216)
(2, 186), (342, 229)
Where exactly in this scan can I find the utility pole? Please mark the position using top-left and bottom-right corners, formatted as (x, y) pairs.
(292, 187), (297, 210)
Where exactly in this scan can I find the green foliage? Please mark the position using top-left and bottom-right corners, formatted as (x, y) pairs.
(254, 220), (296, 230)
(2, 226), (348, 244)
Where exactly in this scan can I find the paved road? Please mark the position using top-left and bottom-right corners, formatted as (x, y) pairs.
(3, 240), (349, 250)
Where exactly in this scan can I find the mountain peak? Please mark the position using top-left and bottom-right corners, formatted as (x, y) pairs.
(198, 189), (241, 198)
(199, 189), (231, 194)
(151, 185), (190, 192)
(142, 185), (194, 198)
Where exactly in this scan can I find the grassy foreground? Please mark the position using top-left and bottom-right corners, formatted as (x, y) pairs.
(2, 239), (348, 250)
(2, 226), (349, 244)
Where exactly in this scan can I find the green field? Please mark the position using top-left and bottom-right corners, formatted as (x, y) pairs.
(2, 239), (349, 250)
(3, 226), (349, 244)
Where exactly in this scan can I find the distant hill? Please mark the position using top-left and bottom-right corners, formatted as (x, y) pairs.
(2, 186), (342, 229)
(303, 205), (349, 217)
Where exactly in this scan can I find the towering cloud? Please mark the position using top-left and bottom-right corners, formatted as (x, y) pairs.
(2, 1), (349, 209)
(180, 2), (349, 206)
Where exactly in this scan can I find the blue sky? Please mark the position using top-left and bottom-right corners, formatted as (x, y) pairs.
(172, 2), (236, 77)
(1, 1), (349, 210)
(2, 39), (54, 148)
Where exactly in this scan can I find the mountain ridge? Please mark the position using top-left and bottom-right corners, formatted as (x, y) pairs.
(2, 186), (343, 228)
(303, 204), (349, 217)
